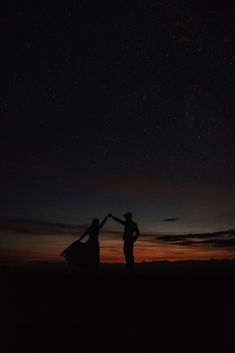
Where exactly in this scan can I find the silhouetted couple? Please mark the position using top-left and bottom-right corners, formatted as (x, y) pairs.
(61, 213), (140, 272)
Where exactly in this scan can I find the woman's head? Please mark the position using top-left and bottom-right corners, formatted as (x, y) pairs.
(91, 218), (99, 227)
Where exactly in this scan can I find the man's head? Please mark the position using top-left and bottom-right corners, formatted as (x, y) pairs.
(123, 212), (132, 221)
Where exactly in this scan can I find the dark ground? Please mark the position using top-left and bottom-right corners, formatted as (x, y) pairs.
(1, 260), (234, 352)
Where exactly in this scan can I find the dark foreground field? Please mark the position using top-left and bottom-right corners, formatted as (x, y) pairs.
(1, 260), (234, 352)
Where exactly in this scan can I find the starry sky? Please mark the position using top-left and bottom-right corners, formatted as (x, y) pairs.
(0, 1), (234, 264)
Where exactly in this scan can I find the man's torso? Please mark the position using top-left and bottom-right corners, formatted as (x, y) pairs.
(123, 221), (137, 241)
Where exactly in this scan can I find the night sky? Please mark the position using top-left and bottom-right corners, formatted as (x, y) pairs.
(0, 1), (234, 264)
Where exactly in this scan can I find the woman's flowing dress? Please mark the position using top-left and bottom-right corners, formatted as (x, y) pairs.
(61, 227), (100, 270)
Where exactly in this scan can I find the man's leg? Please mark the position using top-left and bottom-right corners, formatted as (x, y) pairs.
(124, 241), (134, 271)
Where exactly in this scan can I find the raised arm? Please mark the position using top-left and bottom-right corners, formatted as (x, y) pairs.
(98, 215), (109, 230)
(110, 215), (125, 225)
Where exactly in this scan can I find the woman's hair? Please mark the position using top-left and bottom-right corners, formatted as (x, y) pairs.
(91, 218), (99, 227)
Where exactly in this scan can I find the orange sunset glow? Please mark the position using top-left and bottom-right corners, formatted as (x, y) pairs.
(1, 230), (234, 267)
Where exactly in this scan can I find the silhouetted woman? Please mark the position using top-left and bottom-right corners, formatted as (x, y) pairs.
(78, 216), (108, 270)
(61, 215), (108, 271)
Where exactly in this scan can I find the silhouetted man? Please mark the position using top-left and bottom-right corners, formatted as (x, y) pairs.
(109, 212), (140, 271)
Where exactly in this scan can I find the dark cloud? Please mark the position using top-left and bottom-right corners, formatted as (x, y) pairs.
(157, 229), (235, 248)
(163, 218), (181, 222)
(189, 230), (235, 239)
(202, 238), (235, 247)
(175, 237), (235, 247)
(0, 218), (87, 236)
(157, 234), (186, 241)
(175, 240), (194, 246)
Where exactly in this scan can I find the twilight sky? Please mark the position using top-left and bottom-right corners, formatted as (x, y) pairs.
(0, 1), (234, 264)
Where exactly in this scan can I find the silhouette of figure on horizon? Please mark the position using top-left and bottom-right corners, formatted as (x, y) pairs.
(108, 212), (140, 272)
(78, 216), (108, 270)
(61, 215), (108, 271)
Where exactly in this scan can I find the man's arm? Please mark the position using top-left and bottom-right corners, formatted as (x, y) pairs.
(134, 224), (140, 241)
(110, 215), (125, 225)
(98, 215), (109, 230)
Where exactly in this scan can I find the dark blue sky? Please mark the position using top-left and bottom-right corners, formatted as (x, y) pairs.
(0, 0), (234, 233)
